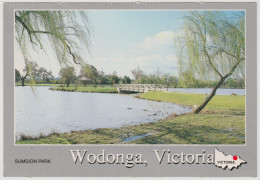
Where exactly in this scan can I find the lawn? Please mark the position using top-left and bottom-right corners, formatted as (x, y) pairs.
(17, 91), (245, 144)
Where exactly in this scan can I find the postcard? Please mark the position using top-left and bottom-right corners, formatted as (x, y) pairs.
(2, 1), (257, 178)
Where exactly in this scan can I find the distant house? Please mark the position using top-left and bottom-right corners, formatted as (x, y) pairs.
(77, 76), (91, 86)
(78, 76), (91, 81)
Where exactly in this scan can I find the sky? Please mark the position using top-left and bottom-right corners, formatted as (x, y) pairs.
(14, 10), (242, 79)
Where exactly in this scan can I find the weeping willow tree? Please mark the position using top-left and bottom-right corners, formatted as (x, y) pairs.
(15, 11), (91, 85)
(177, 11), (245, 114)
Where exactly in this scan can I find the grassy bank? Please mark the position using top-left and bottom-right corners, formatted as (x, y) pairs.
(136, 91), (244, 112)
(17, 91), (245, 144)
(49, 86), (118, 93)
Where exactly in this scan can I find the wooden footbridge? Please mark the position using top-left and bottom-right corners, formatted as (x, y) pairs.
(114, 84), (168, 93)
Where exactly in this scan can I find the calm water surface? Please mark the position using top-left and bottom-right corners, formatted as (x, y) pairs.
(168, 88), (245, 95)
(16, 87), (192, 137)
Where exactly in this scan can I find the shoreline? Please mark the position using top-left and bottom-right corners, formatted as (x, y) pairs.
(15, 84), (245, 96)
(16, 91), (245, 144)
(16, 103), (186, 143)
(48, 87), (118, 93)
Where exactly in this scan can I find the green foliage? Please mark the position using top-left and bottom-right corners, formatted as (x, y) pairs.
(222, 78), (244, 89)
(98, 71), (109, 85)
(15, 11), (91, 86)
(111, 71), (120, 84)
(122, 76), (131, 84)
(22, 61), (39, 78)
(19, 61), (54, 86)
(80, 65), (98, 86)
(235, 77), (245, 89)
(131, 66), (180, 86)
(177, 11), (245, 113)
(78, 64), (123, 86)
(15, 11), (90, 66)
(37, 67), (53, 83)
(59, 66), (77, 87)
(19, 61), (39, 86)
(179, 71), (198, 87)
(177, 11), (245, 82)
(15, 69), (21, 82)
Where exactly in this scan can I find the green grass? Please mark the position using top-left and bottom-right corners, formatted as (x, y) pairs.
(16, 83), (62, 86)
(137, 91), (245, 111)
(50, 86), (118, 93)
(17, 91), (245, 145)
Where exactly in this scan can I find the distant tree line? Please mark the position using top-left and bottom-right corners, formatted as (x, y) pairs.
(15, 62), (132, 87)
(77, 64), (125, 86)
(178, 77), (245, 89)
(131, 65), (245, 89)
(16, 62), (245, 89)
(63, 64), (132, 87)
(178, 70), (245, 89)
(15, 61), (54, 86)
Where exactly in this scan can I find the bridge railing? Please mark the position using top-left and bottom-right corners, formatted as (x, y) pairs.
(114, 84), (168, 92)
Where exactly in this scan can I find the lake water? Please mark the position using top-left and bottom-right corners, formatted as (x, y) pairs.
(16, 87), (192, 138)
(168, 88), (245, 95)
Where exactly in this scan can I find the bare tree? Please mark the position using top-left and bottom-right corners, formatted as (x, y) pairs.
(131, 65), (144, 84)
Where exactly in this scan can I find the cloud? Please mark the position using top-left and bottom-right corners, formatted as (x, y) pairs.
(134, 31), (175, 50)
(89, 53), (178, 78)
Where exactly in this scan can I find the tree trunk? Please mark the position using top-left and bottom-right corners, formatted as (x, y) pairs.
(21, 77), (25, 87)
(193, 77), (226, 114)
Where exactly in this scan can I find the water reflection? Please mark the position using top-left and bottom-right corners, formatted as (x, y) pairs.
(16, 87), (192, 137)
